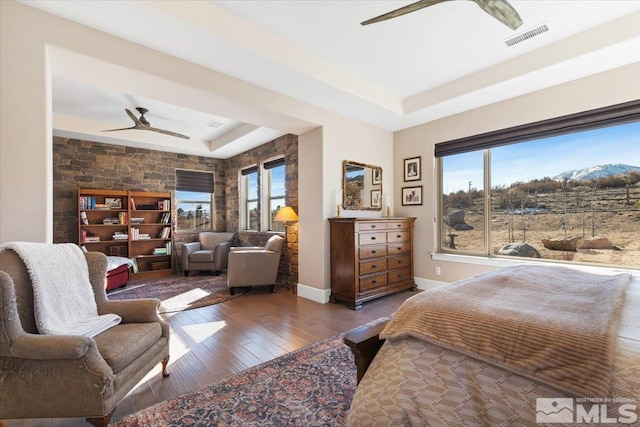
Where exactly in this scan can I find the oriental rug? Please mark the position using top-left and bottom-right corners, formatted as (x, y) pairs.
(107, 273), (248, 313)
(111, 316), (391, 427)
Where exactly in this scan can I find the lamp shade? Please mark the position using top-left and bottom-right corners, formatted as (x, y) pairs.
(274, 206), (298, 222)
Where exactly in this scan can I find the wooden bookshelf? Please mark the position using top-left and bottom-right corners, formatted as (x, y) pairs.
(78, 189), (173, 279)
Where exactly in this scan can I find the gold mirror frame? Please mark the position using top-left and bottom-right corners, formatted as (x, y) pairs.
(342, 160), (383, 211)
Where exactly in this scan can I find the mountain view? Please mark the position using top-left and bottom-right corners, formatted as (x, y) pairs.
(553, 163), (640, 182)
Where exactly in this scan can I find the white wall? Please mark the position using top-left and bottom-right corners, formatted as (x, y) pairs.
(395, 62), (640, 285)
(0, 1), (394, 302)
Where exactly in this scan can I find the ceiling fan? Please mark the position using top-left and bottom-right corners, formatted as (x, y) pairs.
(103, 107), (190, 140)
(361, 0), (523, 30)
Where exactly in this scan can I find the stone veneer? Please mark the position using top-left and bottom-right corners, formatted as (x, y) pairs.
(53, 135), (298, 285)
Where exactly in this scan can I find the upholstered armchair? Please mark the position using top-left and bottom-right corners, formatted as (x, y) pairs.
(181, 232), (235, 276)
(0, 248), (170, 427)
(227, 235), (284, 295)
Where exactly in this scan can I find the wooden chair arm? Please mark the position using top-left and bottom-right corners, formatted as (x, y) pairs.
(343, 320), (389, 384)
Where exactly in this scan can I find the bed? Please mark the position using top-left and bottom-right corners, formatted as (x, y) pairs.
(345, 264), (639, 426)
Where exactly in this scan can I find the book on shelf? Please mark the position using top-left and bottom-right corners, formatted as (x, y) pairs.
(130, 197), (136, 210)
(81, 229), (100, 242)
(130, 217), (145, 224)
(102, 217), (120, 225)
(112, 231), (128, 240)
(80, 211), (88, 225)
(153, 247), (168, 255)
(166, 241), (172, 255)
(159, 227), (171, 239)
(118, 212), (127, 224)
(80, 196), (97, 210)
(160, 212), (171, 223)
(158, 199), (171, 210)
(130, 228), (150, 240)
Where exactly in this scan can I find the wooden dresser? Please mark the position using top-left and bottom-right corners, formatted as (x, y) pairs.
(329, 217), (416, 310)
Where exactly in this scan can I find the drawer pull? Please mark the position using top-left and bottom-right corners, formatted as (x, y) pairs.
(371, 237), (376, 240)
(371, 225), (376, 228)
(396, 235), (401, 238)
(372, 265), (377, 268)
(372, 280), (377, 284)
(371, 250), (377, 254)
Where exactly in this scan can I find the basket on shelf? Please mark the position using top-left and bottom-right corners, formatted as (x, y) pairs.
(150, 261), (170, 270)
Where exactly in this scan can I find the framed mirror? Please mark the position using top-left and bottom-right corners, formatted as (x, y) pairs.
(342, 160), (383, 211)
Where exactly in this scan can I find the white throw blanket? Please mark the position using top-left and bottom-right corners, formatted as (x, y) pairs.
(0, 242), (121, 337)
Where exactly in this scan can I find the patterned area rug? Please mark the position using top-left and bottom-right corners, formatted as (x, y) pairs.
(111, 316), (391, 427)
(107, 273), (248, 313)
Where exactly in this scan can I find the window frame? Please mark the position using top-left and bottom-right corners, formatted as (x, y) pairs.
(240, 165), (259, 231)
(175, 169), (214, 232)
(262, 157), (286, 232)
(436, 100), (640, 267)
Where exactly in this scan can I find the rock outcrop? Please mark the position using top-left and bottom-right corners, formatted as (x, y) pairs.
(498, 243), (541, 258)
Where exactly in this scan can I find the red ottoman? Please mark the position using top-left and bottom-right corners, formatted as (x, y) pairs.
(106, 263), (130, 291)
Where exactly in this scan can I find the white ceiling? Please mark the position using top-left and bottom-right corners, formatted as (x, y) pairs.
(23, 0), (640, 158)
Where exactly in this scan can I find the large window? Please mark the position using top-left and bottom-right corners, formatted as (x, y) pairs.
(175, 169), (214, 232)
(240, 166), (259, 231)
(263, 158), (286, 232)
(438, 101), (640, 269)
(239, 158), (287, 232)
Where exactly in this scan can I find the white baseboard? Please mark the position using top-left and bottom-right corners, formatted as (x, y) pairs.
(295, 277), (445, 304)
(414, 276), (447, 291)
(296, 283), (331, 304)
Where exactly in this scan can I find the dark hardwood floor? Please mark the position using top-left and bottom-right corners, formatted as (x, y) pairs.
(3, 284), (415, 426)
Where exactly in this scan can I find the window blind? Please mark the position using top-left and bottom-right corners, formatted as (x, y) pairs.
(241, 166), (258, 176)
(263, 158), (285, 170)
(176, 169), (214, 193)
(434, 100), (640, 158)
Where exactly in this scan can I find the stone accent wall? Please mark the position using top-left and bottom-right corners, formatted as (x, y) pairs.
(53, 134), (299, 285)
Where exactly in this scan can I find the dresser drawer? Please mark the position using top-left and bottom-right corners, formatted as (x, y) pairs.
(359, 245), (387, 260)
(386, 221), (408, 230)
(360, 258), (388, 275)
(387, 231), (410, 243)
(388, 255), (411, 269)
(358, 232), (387, 246)
(388, 243), (411, 255)
(388, 267), (412, 284)
(359, 272), (388, 291)
(357, 222), (387, 232)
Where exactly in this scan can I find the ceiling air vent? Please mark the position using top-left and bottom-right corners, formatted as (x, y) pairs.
(206, 119), (224, 128)
(505, 23), (549, 47)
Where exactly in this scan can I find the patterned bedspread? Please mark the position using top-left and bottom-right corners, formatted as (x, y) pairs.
(347, 271), (640, 426)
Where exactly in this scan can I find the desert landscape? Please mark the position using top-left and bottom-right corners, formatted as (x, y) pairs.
(443, 172), (640, 268)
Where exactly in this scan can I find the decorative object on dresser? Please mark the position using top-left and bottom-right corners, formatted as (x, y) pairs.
(329, 217), (416, 310)
(78, 189), (173, 280)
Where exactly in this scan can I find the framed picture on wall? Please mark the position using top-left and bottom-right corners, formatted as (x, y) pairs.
(404, 156), (421, 181)
(371, 189), (381, 207)
(372, 168), (382, 185)
(401, 186), (422, 206)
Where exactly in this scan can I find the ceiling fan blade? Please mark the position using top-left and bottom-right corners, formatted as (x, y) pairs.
(102, 125), (138, 133)
(361, 0), (449, 25)
(146, 126), (191, 140)
(125, 108), (143, 126)
(472, 0), (523, 30)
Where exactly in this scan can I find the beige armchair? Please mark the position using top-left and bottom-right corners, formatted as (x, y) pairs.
(181, 232), (235, 276)
(227, 235), (284, 295)
(0, 248), (170, 427)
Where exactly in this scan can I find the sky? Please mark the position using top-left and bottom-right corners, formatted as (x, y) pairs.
(442, 121), (640, 194)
